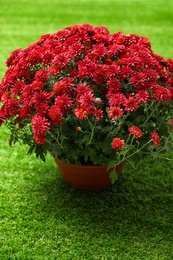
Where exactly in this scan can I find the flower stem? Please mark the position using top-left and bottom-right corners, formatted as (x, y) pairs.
(86, 117), (97, 145)
(117, 138), (152, 166)
(141, 101), (159, 127)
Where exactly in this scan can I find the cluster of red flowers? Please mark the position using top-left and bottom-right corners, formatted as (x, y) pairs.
(111, 126), (161, 151)
(0, 24), (173, 151)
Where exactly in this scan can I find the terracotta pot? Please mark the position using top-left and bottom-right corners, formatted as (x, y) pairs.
(54, 158), (124, 191)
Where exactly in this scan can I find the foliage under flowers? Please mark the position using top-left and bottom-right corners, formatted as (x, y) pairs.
(1, 24), (173, 181)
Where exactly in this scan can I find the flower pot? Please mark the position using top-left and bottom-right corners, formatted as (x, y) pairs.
(54, 158), (124, 191)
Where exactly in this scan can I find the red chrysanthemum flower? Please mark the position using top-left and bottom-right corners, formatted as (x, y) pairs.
(19, 105), (31, 119)
(92, 108), (103, 120)
(105, 64), (120, 78)
(32, 114), (50, 144)
(52, 52), (72, 68)
(129, 126), (142, 139)
(53, 78), (74, 95)
(124, 96), (139, 112)
(108, 93), (126, 107)
(111, 137), (125, 150)
(74, 106), (88, 120)
(108, 106), (123, 119)
(48, 105), (63, 124)
(13, 81), (25, 95)
(34, 69), (48, 83)
(33, 92), (50, 111)
(55, 94), (72, 114)
(0, 106), (8, 121)
(53, 81), (66, 95)
(106, 78), (121, 96)
(31, 80), (44, 91)
(151, 131), (160, 146)
(5, 48), (23, 67)
(135, 90), (149, 104)
(4, 98), (20, 117)
(48, 65), (59, 76)
(77, 64), (90, 79)
(79, 92), (95, 105)
(92, 67), (106, 84)
(32, 92), (49, 107)
(75, 84), (93, 97)
(152, 86), (171, 102)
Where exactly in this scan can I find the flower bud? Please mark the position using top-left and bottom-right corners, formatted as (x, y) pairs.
(95, 98), (102, 104)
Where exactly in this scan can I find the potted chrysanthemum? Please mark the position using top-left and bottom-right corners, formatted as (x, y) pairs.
(1, 24), (173, 190)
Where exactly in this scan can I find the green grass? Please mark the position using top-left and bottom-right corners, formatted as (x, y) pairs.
(1, 0), (173, 259)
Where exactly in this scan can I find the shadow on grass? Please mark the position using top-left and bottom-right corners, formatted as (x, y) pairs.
(26, 157), (173, 241)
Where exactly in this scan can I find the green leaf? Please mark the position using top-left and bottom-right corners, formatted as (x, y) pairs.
(27, 144), (36, 155)
(109, 170), (118, 184)
(35, 145), (46, 162)
(107, 160), (116, 169)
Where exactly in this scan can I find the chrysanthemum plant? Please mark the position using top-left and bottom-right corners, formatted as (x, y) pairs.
(1, 24), (173, 182)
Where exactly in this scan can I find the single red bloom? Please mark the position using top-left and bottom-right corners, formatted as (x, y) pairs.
(135, 90), (149, 104)
(52, 52), (72, 68)
(129, 126), (142, 139)
(75, 84), (93, 96)
(32, 92), (50, 115)
(92, 108), (103, 120)
(19, 105), (31, 119)
(77, 64), (90, 79)
(5, 48), (23, 67)
(108, 93), (126, 107)
(74, 106), (88, 120)
(13, 81), (25, 95)
(111, 138), (125, 151)
(107, 78), (121, 96)
(48, 65), (59, 76)
(53, 81), (66, 95)
(105, 64), (120, 78)
(33, 91), (49, 106)
(151, 131), (160, 146)
(79, 92), (95, 105)
(125, 96), (139, 112)
(55, 94), (72, 114)
(48, 105), (63, 124)
(31, 80), (44, 91)
(152, 86), (171, 102)
(4, 98), (20, 117)
(92, 68), (106, 84)
(108, 106), (123, 119)
(54, 78), (74, 95)
(32, 114), (50, 144)
(35, 69), (48, 83)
